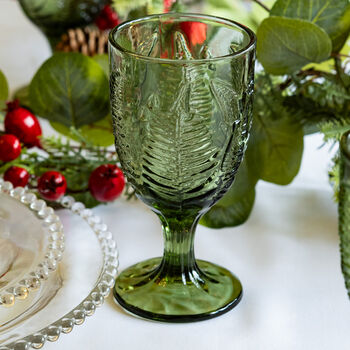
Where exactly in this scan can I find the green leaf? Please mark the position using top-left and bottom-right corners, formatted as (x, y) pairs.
(0, 69), (8, 122)
(203, 0), (270, 32)
(0, 69), (8, 101)
(29, 52), (109, 128)
(126, 4), (149, 20)
(13, 85), (31, 109)
(112, 0), (162, 18)
(332, 5), (350, 52)
(271, 0), (350, 52)
(70, 191), (102, 208)
(201, 158), (258, 228)
(92, 54), (109, 77)
(247, 112), (304, 186)
(257, 17), (332, 75)
(51, 114), (114, 147)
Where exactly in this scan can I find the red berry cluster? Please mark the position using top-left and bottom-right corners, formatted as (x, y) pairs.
(0, 101), (42, 190)
(95, 5), (120, 31)
(1, 101), (125, 203)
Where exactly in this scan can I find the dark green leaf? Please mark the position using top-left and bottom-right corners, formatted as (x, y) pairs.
(257, 17), (332, 75)
(0, 69), (8, 101)
(201, 158), (258, 228)
(271, 0), (350, 52)
(50, 114), (114, 147)
(29, 52), (109, 128)
(201, 189), (255, 228)
(247, 112), (304, 186)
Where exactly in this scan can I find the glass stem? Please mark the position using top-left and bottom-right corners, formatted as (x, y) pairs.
(156, 212), (202, 283)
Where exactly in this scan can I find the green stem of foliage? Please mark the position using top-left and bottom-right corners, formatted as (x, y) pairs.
(251, 0), (270, 12)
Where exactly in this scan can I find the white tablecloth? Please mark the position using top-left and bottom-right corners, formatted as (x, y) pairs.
(1, 2), (350, 349)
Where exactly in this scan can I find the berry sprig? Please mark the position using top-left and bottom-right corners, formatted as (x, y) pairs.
(0, 102), (134, 207)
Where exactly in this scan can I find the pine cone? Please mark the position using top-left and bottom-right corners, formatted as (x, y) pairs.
(55, 27), (108, 56)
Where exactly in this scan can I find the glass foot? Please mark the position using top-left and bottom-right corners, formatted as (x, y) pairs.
(114, 258), (242, 322)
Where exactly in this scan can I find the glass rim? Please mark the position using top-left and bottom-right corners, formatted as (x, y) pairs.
(108, 13), (256, 64)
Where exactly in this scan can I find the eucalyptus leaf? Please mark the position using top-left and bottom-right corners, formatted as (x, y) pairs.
(0, 69), (9, 101)
(271, 0), (350, 52)
(29, 52), (109, 128)
(0, 69), (8, 122)
(112, 0), (163, 18)
(203, 0), (268, 32)
(247, 113), (304, 186)
(201, 158), (258, 228)
(51, 114), (114, 147)
(257, 17), (332, 75)
(13, 85), (31, 109)
(92, 54), (109, 77)
(127, 4), (148, 20)
(201, 189), (256, 228)
(332, 5), (350, 52)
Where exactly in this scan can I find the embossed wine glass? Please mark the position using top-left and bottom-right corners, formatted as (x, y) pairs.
(109, 13), (256, 322)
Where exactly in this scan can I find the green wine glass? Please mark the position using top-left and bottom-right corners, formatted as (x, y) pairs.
(109, 13), (256, 322)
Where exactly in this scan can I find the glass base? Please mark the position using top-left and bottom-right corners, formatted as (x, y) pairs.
(114, 258), (242, 322)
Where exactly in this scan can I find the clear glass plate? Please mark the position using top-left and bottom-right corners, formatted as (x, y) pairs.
(0, 181), (118, 350)
(0, 184), (64, 308)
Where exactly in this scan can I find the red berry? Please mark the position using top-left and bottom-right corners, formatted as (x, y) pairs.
(38, 171), (67, 201)
(95, 5), (120, 30)
(5, 100), (42, 148)
(4, 166), (30, 187)
(180, 22), (207, 46)
(0, 134), (21, 162)
(89, 164), (125, 202)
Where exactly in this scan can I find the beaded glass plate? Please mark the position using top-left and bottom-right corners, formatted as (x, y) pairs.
(0, 182), (64, 308)
(0, 180), (119, 350)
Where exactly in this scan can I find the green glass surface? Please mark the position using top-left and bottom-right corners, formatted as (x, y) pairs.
(109, 13), (256, 322)
(18, 0), (107, 48)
